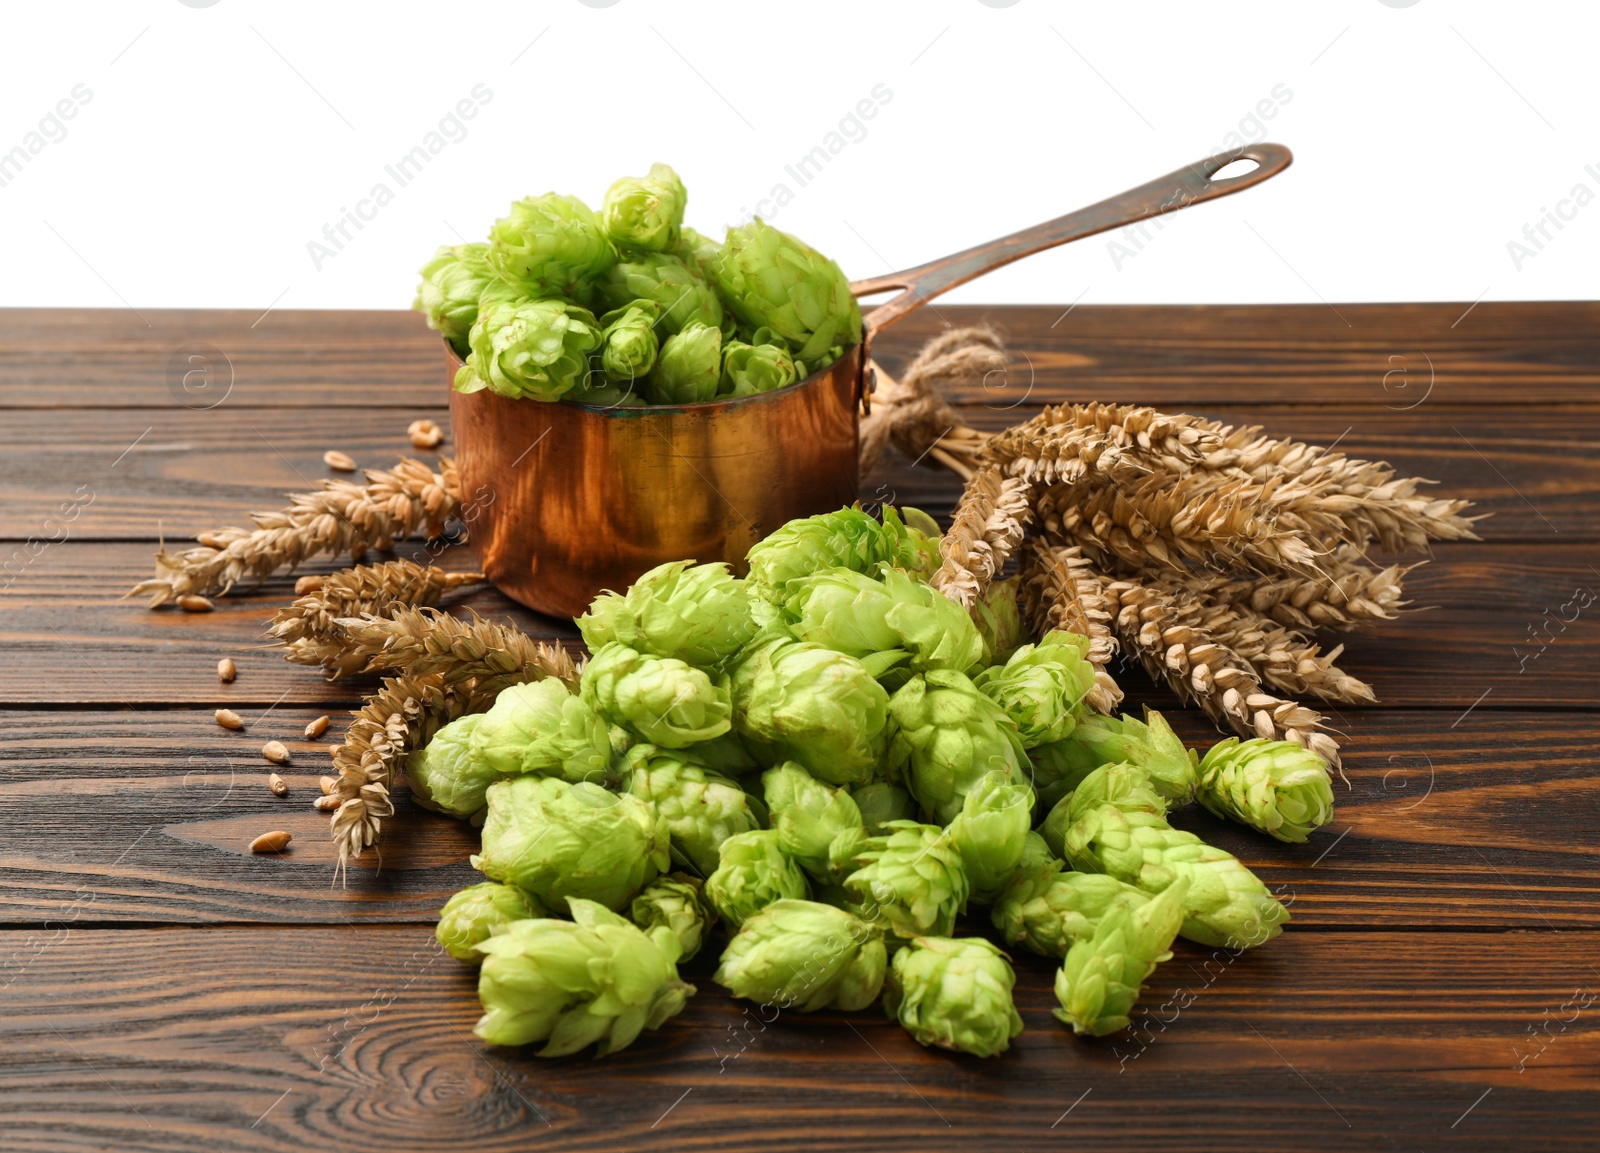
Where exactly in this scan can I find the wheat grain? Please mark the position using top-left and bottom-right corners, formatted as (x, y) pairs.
(408, 419), (444, 449)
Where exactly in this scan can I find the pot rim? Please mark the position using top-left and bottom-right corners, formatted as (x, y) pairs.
(443, 337), (862, 418)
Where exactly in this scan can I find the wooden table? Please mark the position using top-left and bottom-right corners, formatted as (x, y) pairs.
(1, 304), (1595, 1151)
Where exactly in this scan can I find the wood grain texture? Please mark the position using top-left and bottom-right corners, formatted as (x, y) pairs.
(0, 927), (1593, 1152)
(5, 304), (1598, 1150)
(4, 302), (1599, 408)
(1, 404), (1595, 542)
(1, 541), (1594, 707)
(0, 708), (1593, 928)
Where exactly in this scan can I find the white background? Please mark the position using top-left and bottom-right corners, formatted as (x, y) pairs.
(0, 0), (1594, 312)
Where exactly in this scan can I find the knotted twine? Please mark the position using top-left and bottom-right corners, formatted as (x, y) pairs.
(857, 325), (1009, 481)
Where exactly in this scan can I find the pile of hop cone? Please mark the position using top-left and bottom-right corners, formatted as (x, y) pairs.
(130, 325), (1478, 1057)
(872, 326), (1481, 769)
(282, 508), (1341, 1057)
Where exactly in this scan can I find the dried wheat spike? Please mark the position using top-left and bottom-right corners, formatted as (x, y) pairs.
(329, 607), (580, 697)
(858, 327), (1009, 481)
(1037, 476), (1327, 578)
(326, 618), (577, 865)
(1185, 596), (1376, 705)
(1184, 548), (1413, 632)
(931, 466), (1033, 609)
(1105, 572), (1342, 767)
(1194, 424), (1481, 552)
(327, 671), (500, 869)
(985, 402), (1222, 486)
(126, 457), (462, 607)
(268, 559), (486, 677)
(1018, 540), (1123, 714)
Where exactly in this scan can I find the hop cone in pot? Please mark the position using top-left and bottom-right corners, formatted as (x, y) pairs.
(711, 218), (862, 363)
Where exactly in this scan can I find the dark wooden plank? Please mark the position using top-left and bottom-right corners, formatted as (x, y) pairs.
(0, 308), (450, 410)
(3, 303), (1598, 409)
(0, 927), (1593, 1151)
(2, 404), (1595, 542)
(1, 541), (1594, 709)
(0, 542), (556, 708)
(879, 301), (1600, 406)
(0, 405), (454, 542)
(0, 708), (1594, 927)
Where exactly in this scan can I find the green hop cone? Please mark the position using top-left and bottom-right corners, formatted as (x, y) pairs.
(704, 829), (811, 928)
(597, 251), (725, 337)
(580, 642), (733, 749)
(947, 770), (1036, 904)
(761, 761), (868, 884)
(1014, 827), (1060, 873)
(672, 225), (720, 282)
(972, 631), (1098, 748)
(973, 576), (1027, 667)
(601, 163), (687, 253)
(1051, 763), (1289, 949)
(711, 218), (862, 364)
(1031, 708), (1199, 811)
(1052, 878), (1190, 1037)
(456, 297), (603, 402)
(414, 242), (495, 355)
(714, 898), (886, 1012)
(851, 781), (916, 834)
(468, 679), (613, 785)
(886, 670), (1028, 824)
(623, 744), (764, 877)
(1195, 737), (1335, 843)
(406, 713), (501, 820)
(646, 320), (723, 405)
(577, 559), (754, 669)
(991, 853), (1148, 959)
(629, 873), (714, 963)
(471, 776), (669, 911)
(720, 337), (799, 397)
(716, 900), (885, 1012)
(1037, 762), (1164, 858)
(783, 566), (984, 675)
(678, 731), (759, 777)
(745, 504), (940, 601)
(436, 881), (547, 963)
(844, 820), (969, 940)
(1027, 739), (1090, 817)
(597, 300), (661, 384)
(607, 723), (637, 761)
(730, 638), (890, 786)
(885, 936), (1024, 1057)
(565, 378), (645, 408)
(487, 193), (616, 303)
(474, 898), (694, 1055)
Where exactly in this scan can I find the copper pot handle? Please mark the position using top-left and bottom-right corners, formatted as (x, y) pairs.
(849, 142), (1294, 335)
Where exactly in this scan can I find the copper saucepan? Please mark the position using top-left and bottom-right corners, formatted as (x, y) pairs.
(447, 143), (1294, 619)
